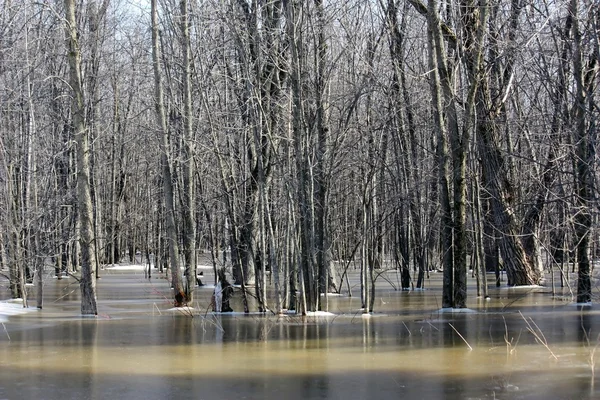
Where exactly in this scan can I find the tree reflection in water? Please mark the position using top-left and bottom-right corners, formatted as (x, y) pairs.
(0, 272), (599, 399)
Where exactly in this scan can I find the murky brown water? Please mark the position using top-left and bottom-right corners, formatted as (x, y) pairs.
(1, 267), (599, 399)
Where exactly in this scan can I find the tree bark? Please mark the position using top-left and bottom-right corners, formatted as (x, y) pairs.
(474, 0), (538, 287)
(64, 0), (98, 315)
(286, 0), (319, 313)
(151, 0), (184, 306)
(427, 0), (455, 308)
(179, 0), (197, 303)
(571, 0), (596, 303)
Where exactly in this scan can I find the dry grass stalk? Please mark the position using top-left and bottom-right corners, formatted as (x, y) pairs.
(519, 311), (558, 360)
(449, 323), (473, 351)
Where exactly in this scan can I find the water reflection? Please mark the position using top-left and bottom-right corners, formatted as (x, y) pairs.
(579, 306), (596, 342)
(2, 273), (600, 399)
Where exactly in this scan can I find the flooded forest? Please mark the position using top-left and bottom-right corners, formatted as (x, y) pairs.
(1, 0), (599, 399)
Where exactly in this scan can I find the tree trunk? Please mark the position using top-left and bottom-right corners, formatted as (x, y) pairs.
(571, 0), (596, 303)
(151, 0), (184, 306)
(64, 0), (98, 315)
(179, 0), (197, 303)
(286, 0), (318, 313)
(476, 0), (539, 287)
(427, 0), (454, 308)
(477, 114), (538, 286)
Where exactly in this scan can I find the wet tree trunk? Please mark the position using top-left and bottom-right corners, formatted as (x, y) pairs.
(385, 0), (417, 291)
(179, 0), (196, 303)
(85, 0), (110, 279)
(570, 0), (596, 303)
(477, 109), (538, 287)
(313, 0), (331, 310)
(471, 0), (538, 287)
(427, 0), (454, 308)
(472, 170), (488, 298)
(64, 0), (98, 315)
(151, 0), (184, 306)
(452, 0), (488, 307)
(7, 170), (23, 300)
(286, 0), (319, 313)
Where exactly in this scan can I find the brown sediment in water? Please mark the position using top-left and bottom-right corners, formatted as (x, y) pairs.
(0, 268), (598, 400)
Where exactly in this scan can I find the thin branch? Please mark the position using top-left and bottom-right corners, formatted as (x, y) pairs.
(449, 323), (473, 351)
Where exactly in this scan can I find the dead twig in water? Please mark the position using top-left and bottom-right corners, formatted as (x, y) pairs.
(519, 311), (558, 360)
(427, 320), (439, 332)
(53, 287), (78, 303)
(198, 312), (225, 334)
(2, 322), (9, 341)
(502, 316), (520, 356)
(449, 323), (473, 351)
(580, 312), (600, 380)
(587, 333), (600, 380)
(402, 321), (411, 336)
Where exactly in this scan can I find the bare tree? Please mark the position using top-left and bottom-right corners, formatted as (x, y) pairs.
(64, 0), (98, 315)
(179, 0), (197, 303)
(570, 0), (597, 303)
(151, 0), (185, 306)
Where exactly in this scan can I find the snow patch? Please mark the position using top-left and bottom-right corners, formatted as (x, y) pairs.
(569, 302), (593, 307)
(166, 306), (195, 313)
(437, 307), (478, 314)
(498, 285), (545, 290)
(320, 292), (343, 297)
(104, 263), (215, 271)
(360, 313), (389, 318)
(304, 311), (335, 317)
(105, 264), (147, 271)
(214, 282), (223, 313)
(0, 299), (36, 322)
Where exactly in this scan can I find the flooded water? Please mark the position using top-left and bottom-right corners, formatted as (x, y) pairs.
(1, 266), (599, 399)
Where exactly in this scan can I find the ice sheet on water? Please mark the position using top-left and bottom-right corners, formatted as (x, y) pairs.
(104, 264), (147, 270)
(0, 299), (35, 322)
(437, 307), (478, 314)
(104, 263), (214, 271)
(305, 311), (335, 316)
